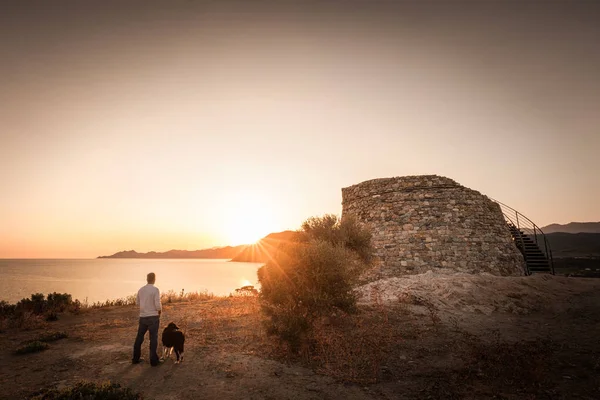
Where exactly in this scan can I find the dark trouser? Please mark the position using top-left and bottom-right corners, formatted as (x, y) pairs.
(132, 315), (160, 365)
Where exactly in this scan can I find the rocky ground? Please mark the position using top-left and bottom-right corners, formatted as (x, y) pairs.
(1, 273), (600, 399)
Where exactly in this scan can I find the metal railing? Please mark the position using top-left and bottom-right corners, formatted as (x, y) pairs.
(489, 198), (554, 275)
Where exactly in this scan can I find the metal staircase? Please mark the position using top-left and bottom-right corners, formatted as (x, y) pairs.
(490, 199), (554, 275)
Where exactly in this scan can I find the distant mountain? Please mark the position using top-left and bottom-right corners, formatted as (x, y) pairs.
(541, 222), (600, 234)
(545, 232), (600, 258)
(97, 231), (299, 260)
(230, 231), (300, 262)
(98, 246), (246, 259)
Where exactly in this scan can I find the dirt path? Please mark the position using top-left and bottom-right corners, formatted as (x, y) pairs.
(2, 275), (600, 399)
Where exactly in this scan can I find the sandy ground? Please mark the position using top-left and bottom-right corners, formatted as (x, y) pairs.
(357, 271), (600, 324)
(1, 273), (600, 399)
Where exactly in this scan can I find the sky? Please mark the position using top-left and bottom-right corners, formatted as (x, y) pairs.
(1, 1), (599, 258)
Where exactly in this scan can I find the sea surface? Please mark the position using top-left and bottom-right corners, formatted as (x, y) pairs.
(0, 259), (264, 304)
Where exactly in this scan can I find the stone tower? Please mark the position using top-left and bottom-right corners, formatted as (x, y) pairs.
(341, 175), (525, 278)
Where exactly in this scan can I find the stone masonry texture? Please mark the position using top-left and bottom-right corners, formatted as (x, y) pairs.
(341, 175), (526, 279)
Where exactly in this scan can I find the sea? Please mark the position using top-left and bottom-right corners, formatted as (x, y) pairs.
(0, 259), (264, 304)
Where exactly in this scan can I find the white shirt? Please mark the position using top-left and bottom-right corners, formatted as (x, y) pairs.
(136, 283), (162, 317)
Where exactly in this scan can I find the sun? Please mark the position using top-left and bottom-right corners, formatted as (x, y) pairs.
(229, 219), (270, 245)
(223, 193), (276, 245)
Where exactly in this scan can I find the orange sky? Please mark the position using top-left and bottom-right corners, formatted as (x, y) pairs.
(1, 1), (599, 258)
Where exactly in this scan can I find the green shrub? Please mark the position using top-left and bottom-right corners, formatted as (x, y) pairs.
(16, 293), (47, 315)
(45, 311), (59, 321)
(1, 293), (76, 330)
(14, 292), (73, 316)
(0, 300), (16, 318)
(300, 215), (373, 263)
(38, 331), (68, 342)
(257, 214), (372, 351)
(46, 293), (72, 312)
(69, 299), (82, 314)
(30, 381), (142, 400)
(15, 340), (49, 355)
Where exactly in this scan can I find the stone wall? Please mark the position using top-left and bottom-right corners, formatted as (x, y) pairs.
(341, 175), (526, 278)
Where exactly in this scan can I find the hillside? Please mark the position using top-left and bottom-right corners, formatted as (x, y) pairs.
(545, 232), (600, 258)
(98, 246), (245, 259)
(97, 231), (299, 260)
(541, 222), (600, 234)
(230, 231), (300, 262)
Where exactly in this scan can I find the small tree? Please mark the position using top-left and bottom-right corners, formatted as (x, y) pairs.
(257, 214), (373, 351)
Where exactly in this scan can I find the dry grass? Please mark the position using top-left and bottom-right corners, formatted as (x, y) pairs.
(183, 291), (402, 384)
(0, 289), (221, 336)
(15, 340), (50, 355)
(78, 289), (217, 309)
(30, 381), (142, 400)
(162, 288), (217, 304)
(3, 283), (600, 400)
(454, 333), (558, 397)
(309, 306), (398, 383)
(1, 311), (49, 331)
(192, 295), (268, 351)
(37, 331), (69, 342)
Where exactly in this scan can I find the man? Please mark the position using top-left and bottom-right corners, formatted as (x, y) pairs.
(132, 272), (162, 366)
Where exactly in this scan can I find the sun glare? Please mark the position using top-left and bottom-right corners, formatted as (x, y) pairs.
(240, 279), (253, 287)
(223, 193), (276, 245)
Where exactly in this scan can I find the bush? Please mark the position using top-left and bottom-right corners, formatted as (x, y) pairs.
(13, 292), (73, 316)
(45, 311), (59, 321)
(30, 381), (142, 400)
(1, 293), (76, 330)
(16, 293), (47, 315)
(46, 293), (72, 312)
(38, 331), (68, 342)
(15, 340), (49, 355)
(300, 214), (373, 263)
(0, 300), (16, 319)
(257, 214), (372, 351)
(234, 285), (259, 296)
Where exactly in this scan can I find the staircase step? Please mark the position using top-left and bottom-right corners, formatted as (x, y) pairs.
(504, 219), (554, 275)
(523, 248), (546, 253)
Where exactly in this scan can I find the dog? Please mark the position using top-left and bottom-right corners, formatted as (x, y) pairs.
(161, 322), (185, 363)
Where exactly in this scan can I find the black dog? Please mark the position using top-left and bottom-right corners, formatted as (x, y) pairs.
(161, 322), (185, 363)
